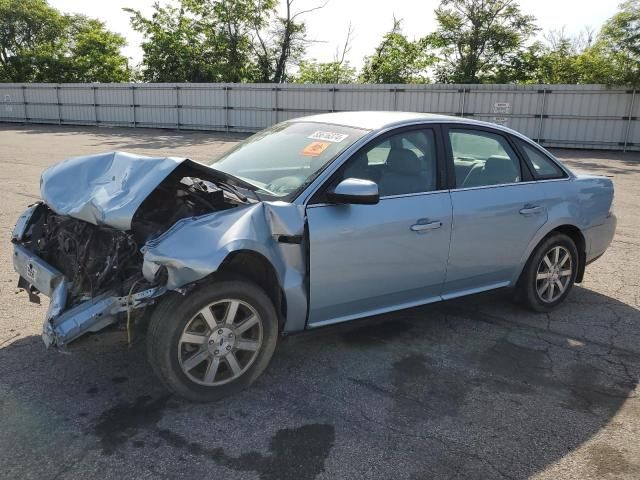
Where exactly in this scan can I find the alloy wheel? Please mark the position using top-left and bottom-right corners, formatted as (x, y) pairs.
(178, 299), (263, 386)
(535, 246), (573, 303)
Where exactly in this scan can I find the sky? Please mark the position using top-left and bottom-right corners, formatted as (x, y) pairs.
(49, 0), (620, 68)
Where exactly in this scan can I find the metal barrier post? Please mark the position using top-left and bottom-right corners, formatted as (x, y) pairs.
(536, 88), (548, 144)
(458, 87), (467, 117)
(21, 85), (28, 123)
(274, 86), (279, 125)
(55, 85), (62, 125)
(225, 86), (230, 132)
(131, 85), (137, 127)
(331, 85), (336, 112)
(92, 86), (98, 126)
(176, 86), (181, 130)
(623, 89), (636, 152)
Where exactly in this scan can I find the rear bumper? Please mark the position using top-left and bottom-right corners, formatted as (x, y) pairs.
(585, 214), (617, 263)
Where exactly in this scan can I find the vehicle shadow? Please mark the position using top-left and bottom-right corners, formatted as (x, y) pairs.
(0, 285), (638, 479)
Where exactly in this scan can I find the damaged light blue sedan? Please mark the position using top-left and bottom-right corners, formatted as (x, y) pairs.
(11, 112), (616, 401)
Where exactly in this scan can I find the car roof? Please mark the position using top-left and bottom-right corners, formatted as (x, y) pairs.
(293, 111), (451, 130)
(292, 110), (534, 144)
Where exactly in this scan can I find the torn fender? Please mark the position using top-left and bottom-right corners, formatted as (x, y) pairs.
(142, 202), (308, 332)
(40, 151), (187, 230)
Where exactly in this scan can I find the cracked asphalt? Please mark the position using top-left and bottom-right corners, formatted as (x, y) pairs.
(1, 124), (639, 480)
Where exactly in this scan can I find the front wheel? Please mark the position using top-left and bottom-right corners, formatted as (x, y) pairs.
(518, 233), (578, 313)
(147, 279), (278, 402)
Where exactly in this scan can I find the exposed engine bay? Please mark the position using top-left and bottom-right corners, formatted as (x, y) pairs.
(18, 165), (242, 310)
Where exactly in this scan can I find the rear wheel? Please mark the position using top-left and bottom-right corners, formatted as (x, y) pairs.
(147, 279), (278, 402)
(518, 233), (578, 313)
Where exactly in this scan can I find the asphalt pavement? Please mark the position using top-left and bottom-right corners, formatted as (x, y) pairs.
(0, 124), (639, 479)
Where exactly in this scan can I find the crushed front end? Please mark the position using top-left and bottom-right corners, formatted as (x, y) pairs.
(11, 151), (250, 349)
(12, 202), (166, 348)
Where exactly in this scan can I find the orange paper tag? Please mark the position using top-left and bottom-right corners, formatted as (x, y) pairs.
(302, 141), (330, 157)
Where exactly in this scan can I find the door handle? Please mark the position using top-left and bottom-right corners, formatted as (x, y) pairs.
(411, 220), (443, 232)
(519, 205), (544, 216)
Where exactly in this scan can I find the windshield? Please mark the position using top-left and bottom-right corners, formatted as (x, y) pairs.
(206, 121), (369, 199)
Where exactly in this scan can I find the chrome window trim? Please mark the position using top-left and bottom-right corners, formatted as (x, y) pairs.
(439, 120), (575, 180)
(450, 177), (571, 193)
(297, 120), (446, 207)
(295, 119), (576, 207)
(514, 137), (571, 180)
(306, 188), (449, 209)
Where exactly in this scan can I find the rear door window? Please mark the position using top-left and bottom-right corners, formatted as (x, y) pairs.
(449, 129), (522, 188)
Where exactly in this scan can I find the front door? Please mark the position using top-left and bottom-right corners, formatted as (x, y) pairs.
(305, 126), (453, 327)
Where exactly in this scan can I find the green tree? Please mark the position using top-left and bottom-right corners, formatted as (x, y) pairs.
(294, 22), (356, 84)
(127, 0), (319, 83)
(360, 18), (433, 83)
(252, 0), (325, 83)
(428, 0), (537, 83)
(491, 30), (592, 84)
(588, 0), (640, 86)
(0, 0), (130, 82)
(491, 1), (640, 88)
(62, 17), (130, 82)
(126, 2), (221, 82)
(295, 60), (356, 83)
(0, 0), (66, 81)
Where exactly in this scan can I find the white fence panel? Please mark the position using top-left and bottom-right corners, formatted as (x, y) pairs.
(0, 83), (637, 150)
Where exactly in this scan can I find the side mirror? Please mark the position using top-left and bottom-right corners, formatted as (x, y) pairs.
(326, 178), (379, 205)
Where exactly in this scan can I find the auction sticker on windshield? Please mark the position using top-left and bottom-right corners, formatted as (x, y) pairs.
(302, 141), (331, 156)
(308, 131), (349, 143)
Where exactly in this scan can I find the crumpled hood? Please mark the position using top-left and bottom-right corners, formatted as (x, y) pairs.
(40, 151), (188, 230)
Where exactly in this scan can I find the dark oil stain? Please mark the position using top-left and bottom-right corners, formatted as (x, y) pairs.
(157, 423), (335, 480)
(478, 339), (629, 415)
(479, 338), (549, 383)
(111, 376), (128, 384)
(94, 395), (170, 455)
(342, 319), (414, 347)
(393, 354), (429, 379)
(391, 354), (469, 418)
(564, 364), (628, 414)
(132, 440), (145, 448)
(476, 337), (553, 397)
(587, 443), (640, 477)
(78, 412), (88, 417)
(349, 353), (470, 420)
(86, 386), (99, 395)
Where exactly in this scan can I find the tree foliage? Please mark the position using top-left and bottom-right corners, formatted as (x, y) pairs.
(427, 0), (537, 83)
(592, 0), (640, 86)
(251, 0), (321, 83)
(359, 19), (433, 84)
(294, 22), (356, 84)
(295, 60), (356, 83)
(1, 0), (638, 86)
(127, 0), (321, 83)
(490, 0), (640, 87)
(0, 0), (130, 82)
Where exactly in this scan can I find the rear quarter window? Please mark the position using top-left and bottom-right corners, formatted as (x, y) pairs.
(517, 140), (566, 180)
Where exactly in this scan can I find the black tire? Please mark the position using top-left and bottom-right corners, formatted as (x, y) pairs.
(517, 233), (579, 313)
(147, 279), (278, 402)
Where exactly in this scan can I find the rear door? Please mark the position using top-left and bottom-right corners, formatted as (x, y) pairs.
(442, 126), (549, 297)
(305, 125), (453, 327)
